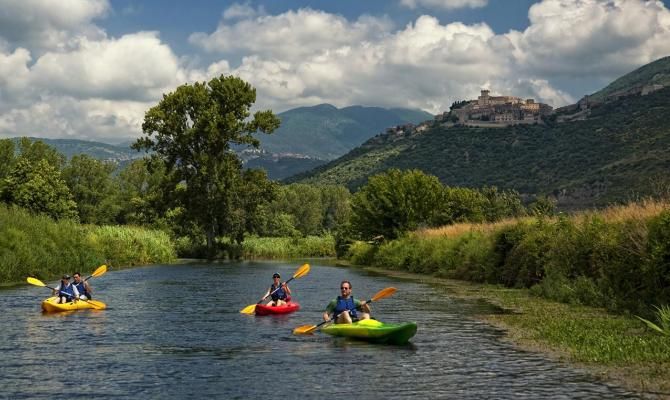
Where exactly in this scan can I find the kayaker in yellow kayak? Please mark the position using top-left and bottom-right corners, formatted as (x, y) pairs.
(322, 280), (371, 324)
(53, 275), (80, 304)
(261, 273), (291, 306)
(72, 272), (93, 300)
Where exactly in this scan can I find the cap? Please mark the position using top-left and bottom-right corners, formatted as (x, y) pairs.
(272, 273), (281, 278)
(62, 274), (71, 279)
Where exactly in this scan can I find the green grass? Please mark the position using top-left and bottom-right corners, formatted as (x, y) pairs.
(241, 235), (336, 259)
(0, 204), (176, 284)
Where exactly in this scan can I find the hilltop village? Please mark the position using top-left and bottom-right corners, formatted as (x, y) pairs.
(437, 90), (553, 127)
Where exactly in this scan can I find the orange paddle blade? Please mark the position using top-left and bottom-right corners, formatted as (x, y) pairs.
(371, 287), (397, 302)
(293, 324), (318, 335)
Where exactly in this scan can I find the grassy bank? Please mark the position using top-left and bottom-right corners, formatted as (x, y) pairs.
(241, 235), (336, 259)
(0, 205), (176, 284)
(348, 200), (670, 318)
(361, 266), (670, 395)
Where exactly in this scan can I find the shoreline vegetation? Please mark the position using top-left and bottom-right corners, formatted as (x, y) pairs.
(357, 265), (670, 396)
(0, 204), (176, 285)
(344, 199), (670, 396)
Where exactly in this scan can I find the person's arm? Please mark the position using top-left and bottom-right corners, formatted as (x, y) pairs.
(53, 284), (61, 296)
(260, 287), (271, 301)
(323, 299), (336, 321)
(282, 283), (291, 295)
(355, 299), (371, 314)
(84, 281), (92, 295)
(72, 285), (80, 300)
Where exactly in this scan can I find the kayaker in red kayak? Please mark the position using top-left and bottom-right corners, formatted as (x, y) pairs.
(322, 280), (371, 324)
(261, 273), (291, 306)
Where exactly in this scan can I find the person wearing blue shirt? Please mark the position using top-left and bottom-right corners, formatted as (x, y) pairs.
(53, 275), (80, 304)
(322, 280), (371, 324)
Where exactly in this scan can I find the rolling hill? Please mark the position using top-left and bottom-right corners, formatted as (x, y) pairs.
(256, 104), (433, 160)
(289, 83), (670, 208)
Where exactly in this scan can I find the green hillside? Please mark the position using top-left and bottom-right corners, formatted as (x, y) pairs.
(257, 104), (432, 160)
(291, 86), (670, 207)
(12, 137), (140, 162)
(590, 56), (670, 101)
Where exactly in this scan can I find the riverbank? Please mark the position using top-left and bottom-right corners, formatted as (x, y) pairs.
(355, 265), (670, 397)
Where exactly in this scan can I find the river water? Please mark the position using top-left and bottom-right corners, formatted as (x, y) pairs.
(0, 260), (650, 399)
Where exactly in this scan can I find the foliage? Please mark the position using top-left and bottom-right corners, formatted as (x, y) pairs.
(1, 158), (78, 220)
(62, 154), (121, 224)
(239, 235), (336, 259)
(347, 200), (670, 316)
(133, 75), (280, 255)
(0, 204), (175, 284)
(636, 305), (670, 336)
(351, 169), (445, 240)
(296, 87), (670, 207)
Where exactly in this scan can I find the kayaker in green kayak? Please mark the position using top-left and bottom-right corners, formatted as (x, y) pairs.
(261, 272), (292, 306)
(322, 280), (371, 324)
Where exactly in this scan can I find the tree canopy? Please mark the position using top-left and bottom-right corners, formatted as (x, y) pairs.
(133, 75), (280, 255)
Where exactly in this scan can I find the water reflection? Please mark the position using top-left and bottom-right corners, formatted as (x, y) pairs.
(0, 261), (649, 399)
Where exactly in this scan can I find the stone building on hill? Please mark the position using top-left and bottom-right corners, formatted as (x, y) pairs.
(446, 90), (553, 126)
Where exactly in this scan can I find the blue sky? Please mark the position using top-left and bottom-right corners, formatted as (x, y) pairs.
(1, 0), (670, 143)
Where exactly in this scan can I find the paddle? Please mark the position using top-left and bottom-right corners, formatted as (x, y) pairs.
(85, 264), (107, 281)
(240, 263), (311, 315)
(293, 286), (397, 335)
(26, 277), (104, 310)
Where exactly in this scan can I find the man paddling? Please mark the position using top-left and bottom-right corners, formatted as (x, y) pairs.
(72, 272), (93, 300)
(322, 280), (371, 324)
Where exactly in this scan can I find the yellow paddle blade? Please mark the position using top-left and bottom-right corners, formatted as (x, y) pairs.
(371, 287), (397, 302)
(293, 263), (310, 279)
(240, 304), (257, 315)
(91, 264), (107, 277)
(85, 300), (106, 310)
(293, 324), (318, 335)
(27, 277), (46, 287)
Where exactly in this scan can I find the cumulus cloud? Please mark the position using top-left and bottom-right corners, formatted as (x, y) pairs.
(30, 32), (181, 101)
(0, 0), (109, 52)
(507, 0), (670, 78)
(189, 8), (393, 59)
(400, 0), (488, 10)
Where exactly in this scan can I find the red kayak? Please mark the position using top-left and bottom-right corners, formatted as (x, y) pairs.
(255, 302), (300, 316)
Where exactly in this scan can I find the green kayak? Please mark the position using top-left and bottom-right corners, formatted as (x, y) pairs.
(321, 319), (417, 345)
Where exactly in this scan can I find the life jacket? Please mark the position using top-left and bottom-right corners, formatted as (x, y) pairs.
(60, 282), (75, 301)
(74, 281), (89, 298)
(270, 283), (287, 301)
(334, 295), (357, 319)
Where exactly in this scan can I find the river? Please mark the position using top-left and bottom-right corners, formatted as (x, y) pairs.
(0, 260), (647, 399)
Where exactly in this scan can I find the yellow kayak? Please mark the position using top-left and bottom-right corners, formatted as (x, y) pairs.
(41, 296), (107, 313)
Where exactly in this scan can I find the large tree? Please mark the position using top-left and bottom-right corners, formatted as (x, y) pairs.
(62, 154), (120, 224)
(133, 75), (280, 254)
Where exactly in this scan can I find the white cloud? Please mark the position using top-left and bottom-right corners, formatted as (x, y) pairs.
(30, 32), (181, 101)
(0, 0), (109, 52)
(400, 0), (488, 10)
(507, 0), (670, 78)
(189, 8), (393, 59)
(223, 2), (264, 20)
